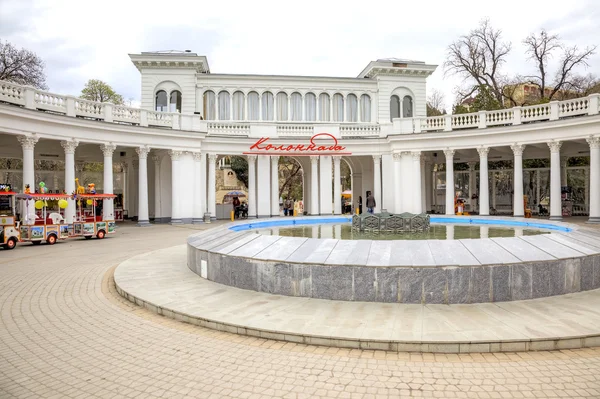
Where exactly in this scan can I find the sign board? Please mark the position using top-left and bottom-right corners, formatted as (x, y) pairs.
(244, 133), (351, 156)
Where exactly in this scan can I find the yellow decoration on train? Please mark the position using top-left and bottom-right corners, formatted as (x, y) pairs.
(34, 200), (44, 209)
(58, 199), (68, 209)
(86, 199), (93, 205)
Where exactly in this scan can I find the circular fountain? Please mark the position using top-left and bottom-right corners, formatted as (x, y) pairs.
(186, 216), (600, 304)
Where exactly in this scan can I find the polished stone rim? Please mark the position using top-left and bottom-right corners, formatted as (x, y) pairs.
(187, 216), (600, 304)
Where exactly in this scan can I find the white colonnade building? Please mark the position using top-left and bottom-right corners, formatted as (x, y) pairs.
(1, 50), (600, 223)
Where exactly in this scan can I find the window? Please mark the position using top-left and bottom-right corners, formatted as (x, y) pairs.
(169, 90), (182, 112)
(390, 95), (401, 121)
(247, 91), (259, 120)
(262, 91), (274, 121)
(203, 91), (216, 120)
(318, 93), (330, 121)
(346, 94), (358, 122)
(218, 91), (230, 120)
(332, 93), (344, 122)
(360, 94), (371, 122)
(403, 95), (413, 118)
(305, 93), (316, 121)
(232, 91), (245, 120)
(155, 90), (167, 112)
(290, 92), (302, 121)
(276, 92), (288, 121)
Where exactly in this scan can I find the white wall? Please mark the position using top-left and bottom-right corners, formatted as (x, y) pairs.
(159, 154), (172, 220)
(376, 75), (427, 123)
(381, 154), (394, 211)
(179, 153), (195, 220)
(140, 68), (197, 114)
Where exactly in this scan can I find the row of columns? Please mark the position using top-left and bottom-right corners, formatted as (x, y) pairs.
(17, 135), (150, 226)
(208, 91), (374, 123)
(441, 139), (600, 222)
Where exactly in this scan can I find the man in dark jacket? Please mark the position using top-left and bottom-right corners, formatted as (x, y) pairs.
(366, 193), (376, 214)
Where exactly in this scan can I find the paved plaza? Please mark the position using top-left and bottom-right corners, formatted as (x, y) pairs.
(1, 222), (600, 398)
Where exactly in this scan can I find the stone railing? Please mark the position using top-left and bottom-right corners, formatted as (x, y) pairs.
(207, 122), (251, 136)
(1, 79), (599, 137)
(401, 94), (600, 134)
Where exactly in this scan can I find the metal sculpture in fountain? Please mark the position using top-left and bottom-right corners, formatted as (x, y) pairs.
(351, 210), (430, 233)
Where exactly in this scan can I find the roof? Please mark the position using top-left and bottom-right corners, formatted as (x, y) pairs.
(357, 59), (438, 78)
(141, 50), (198, 56)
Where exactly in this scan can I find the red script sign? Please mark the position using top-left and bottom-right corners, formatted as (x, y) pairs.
(243, 133), (350, 156)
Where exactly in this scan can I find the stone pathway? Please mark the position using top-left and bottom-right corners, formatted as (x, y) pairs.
(115, 245), (600, 353)
(1, 222), (599, 398)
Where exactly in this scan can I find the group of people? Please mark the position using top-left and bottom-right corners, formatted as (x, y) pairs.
(282, 198), (296, 216)
(231, 196), (248, 219)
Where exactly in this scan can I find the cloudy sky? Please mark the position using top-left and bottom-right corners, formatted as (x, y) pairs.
(1, 0), (598, 111)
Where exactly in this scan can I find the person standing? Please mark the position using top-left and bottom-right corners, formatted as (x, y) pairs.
(366, 192), (376, 214)
(358, 196), (363, 214)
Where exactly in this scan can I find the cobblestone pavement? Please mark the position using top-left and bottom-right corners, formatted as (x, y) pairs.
(1, 222), (600, 399)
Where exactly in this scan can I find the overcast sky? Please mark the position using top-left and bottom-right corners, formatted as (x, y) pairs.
(1, 0), (598, 111)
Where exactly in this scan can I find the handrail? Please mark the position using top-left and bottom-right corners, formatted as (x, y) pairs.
(0, 79), (598, 136)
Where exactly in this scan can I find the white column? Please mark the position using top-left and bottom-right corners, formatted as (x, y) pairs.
(468, 162), (476, 212)
(393, 153), (402, 214)
(319, 156), (333, 214)
(477, 147), (490, 216)
(333, 156), (342, 215)
(587, 137), (600, 222)
(492, 171), (497, 210)
(169, 150), (183, 224)
(412, 151), (422, 214)
(511, 144), (526, 217)
(192, 152), (204, 224)
(421, 157), (427, 213)
(271, 156), (280, 216)
(310, 156), (319, 215)
(152, 154), (161, 222)
(100, 143), (116, 221)
(425, 160), (433, 213)
(60, 139), (77, 223)
(207, 154), (217, 220)
(536, 170), (541, 210)
(136, 146), (150, 226)
(548, 141), (563, 220)
(247, 155), (257, 218)
(560, 156), (568, 187)
(373, 155), (382, 213)
(444, 149), (455, 215)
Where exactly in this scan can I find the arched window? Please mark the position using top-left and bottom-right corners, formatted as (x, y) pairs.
(403, 95), (413, 118)
(262, 91), (274, 121)
(232, 91), (245, 120)
(305, 93), (316, 121)
(247, 91), (259, 120)
(218, 91), (230, 120)
(346, 94), (358, 122)
(390, 95), (401, 121)
(155, 90), (167, 112)
(276, 92), (288, 121)
(169, 90), (182, 112)
(203, 91), (216, 120)
(360, 94), (371, 122)
(290, 92), (302, 121)
(332, 93), (344, 122)
(318, 93), (330, 121)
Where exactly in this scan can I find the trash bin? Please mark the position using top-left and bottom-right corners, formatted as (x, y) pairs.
(203, 213), (211, 223)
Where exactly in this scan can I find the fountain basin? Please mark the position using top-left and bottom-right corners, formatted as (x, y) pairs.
(187, 216), (600, 304)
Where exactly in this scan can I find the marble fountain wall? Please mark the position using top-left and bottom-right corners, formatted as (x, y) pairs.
(186, 217), (600, 304)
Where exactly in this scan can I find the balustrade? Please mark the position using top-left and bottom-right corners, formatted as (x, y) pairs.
(0, 79), (599, 137)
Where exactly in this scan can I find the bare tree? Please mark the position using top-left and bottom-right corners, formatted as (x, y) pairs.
(444, 19), (512, 105)
(0, 39), (47, 89)
(427, 89), (446, 116)
(563, 73), (600, 96)
(523, 29), (596, 101)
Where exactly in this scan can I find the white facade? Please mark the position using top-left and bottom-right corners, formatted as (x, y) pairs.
(1, 50), (600, 223)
